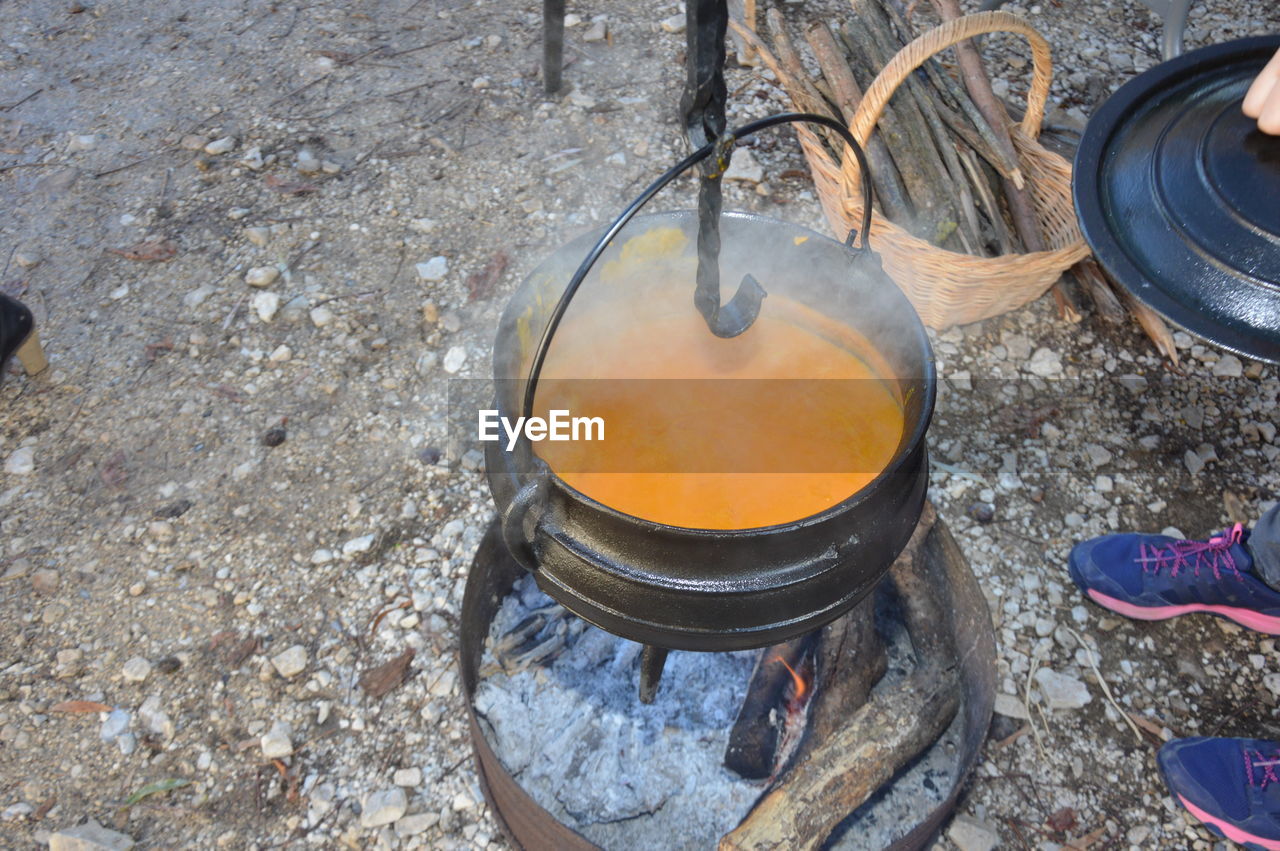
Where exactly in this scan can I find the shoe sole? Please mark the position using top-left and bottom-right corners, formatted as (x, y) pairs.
(1177, 793), (1280, 850)
(1087, 589), (1280, 635)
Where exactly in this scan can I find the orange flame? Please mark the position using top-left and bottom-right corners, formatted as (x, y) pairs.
(774, 655), (808, 701)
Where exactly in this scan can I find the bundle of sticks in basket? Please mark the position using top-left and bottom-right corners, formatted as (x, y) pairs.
(757, 0), (1051, 258)
(733, 2), (1180, 360)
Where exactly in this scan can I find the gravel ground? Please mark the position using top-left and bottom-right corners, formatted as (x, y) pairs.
(1, 0), (1278, 849)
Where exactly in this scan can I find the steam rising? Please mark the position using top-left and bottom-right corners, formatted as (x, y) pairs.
(498, 212), (929, 529)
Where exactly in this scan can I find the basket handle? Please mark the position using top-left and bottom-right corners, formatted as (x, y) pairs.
(849, 10), (1053, 149)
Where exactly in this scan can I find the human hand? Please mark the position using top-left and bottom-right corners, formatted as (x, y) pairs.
(1243, 47), (1280, 135)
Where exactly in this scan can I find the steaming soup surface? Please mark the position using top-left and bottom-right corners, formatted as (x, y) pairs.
(534, 280), (906, 529)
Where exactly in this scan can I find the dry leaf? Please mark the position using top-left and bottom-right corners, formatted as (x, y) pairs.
(51, 700), (112, 713)
(108, 238), (178, 262)
(285, 769), (301, 803)
(466, 250), (510, 302)
(359, 648), (416, 699)
(1126, 711), (1173, 742)
(993, 724), (1029, 749)
(208, 630), (238, 650)
(1046, 806), (1078, 833)
(1064, 825), (1107, 850)
(144, 338), (174, 362)
(210, 383), (248, 402)
(1224, 490), (1250, 525)
(32, 797), (55, 821)
(316, 50), (357, 64)
(369, 600), (411, 635)
(122, 778), (190, 807)
(98, 451), (128, 489)
(226, 635), (261, 669)
(264, 173), (318, 195)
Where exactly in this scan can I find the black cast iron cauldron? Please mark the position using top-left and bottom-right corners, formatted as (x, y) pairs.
(484, 114), (936, 652)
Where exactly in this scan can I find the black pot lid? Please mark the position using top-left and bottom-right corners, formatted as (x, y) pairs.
(1075, 36), (1280, 364)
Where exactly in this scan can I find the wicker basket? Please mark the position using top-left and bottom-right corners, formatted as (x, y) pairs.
(747, 11), (1089, 328)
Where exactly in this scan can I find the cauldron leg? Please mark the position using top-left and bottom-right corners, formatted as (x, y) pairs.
(638, 645), (669, 704)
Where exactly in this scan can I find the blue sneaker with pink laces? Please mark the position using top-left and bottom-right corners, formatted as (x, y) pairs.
(1159, 737), (1280, 850)
(1068, 524), (1280, 635)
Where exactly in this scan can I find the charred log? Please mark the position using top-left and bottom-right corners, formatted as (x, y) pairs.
(720, 662), (960, 851)
(724, 634), (816, 779)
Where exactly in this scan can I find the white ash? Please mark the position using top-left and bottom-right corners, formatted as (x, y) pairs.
(474, 575), (763, 849)
(476, 576), (967, 850)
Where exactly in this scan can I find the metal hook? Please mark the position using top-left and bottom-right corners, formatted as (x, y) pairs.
(693, 133), (768, 337)
(683, 0), (767, 338)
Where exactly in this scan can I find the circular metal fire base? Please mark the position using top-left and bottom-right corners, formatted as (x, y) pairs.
(459, 515), (996, 850)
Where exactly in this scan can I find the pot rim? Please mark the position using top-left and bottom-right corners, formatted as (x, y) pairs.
(501, 209), (937, 536)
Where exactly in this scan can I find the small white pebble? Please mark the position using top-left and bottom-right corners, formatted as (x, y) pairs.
(416, 256), (448, 282)
(204, 136), (236, 155)
(121, 656), (152, 683)
(310, 306), (335, 328)
(252, 291), (280, 323)
(442, 346), (467, 374)
(4, 447), (35, 476)
(244, 266), (279, 287)
(393, 767), (422, 787)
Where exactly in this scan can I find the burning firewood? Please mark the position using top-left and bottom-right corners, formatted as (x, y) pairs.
(463, 504), (996, 849)
(807, 592), (885, 746)
(724, 635), (817, 780)
(769, 652), (816, 775)
(721, 503), (962, 851)
(722, 510), (932, 782)
(806, 503), (936, 750)
(721, 663), (959, 851)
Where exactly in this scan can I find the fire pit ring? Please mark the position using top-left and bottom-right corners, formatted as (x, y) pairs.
(459, 512), (996, 850)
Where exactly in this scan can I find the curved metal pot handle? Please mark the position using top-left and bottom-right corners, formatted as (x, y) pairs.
(499, 113), (875, 570)
(518, 111), (876, 423)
